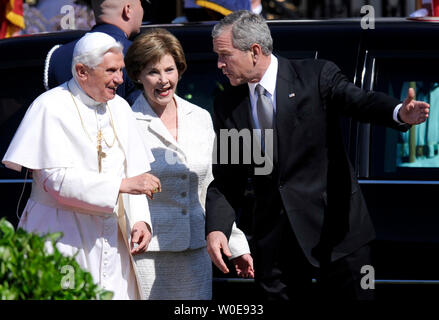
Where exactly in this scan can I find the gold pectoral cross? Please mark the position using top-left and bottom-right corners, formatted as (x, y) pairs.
(97, 130), (106, 173)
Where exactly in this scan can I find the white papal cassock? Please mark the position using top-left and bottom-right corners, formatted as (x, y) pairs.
(2, 78), (154, 300)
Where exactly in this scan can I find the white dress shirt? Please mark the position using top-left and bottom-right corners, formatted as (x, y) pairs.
(248, 54), (278, 130)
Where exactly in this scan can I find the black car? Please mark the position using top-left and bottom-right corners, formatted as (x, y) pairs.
(1, 18), (439, 299)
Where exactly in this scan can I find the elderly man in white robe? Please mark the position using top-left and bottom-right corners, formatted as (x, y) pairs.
(2, 32), (160, 300)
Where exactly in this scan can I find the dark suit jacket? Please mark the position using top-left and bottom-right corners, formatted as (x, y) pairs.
(206, 57), (409, 267)
(47, 24), (140, 105)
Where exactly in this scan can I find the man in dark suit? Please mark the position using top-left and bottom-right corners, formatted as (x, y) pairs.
(46, 0), (144, 105)
(205, 10), (430, 300)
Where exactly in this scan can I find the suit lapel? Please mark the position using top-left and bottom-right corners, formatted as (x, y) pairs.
(174, 95), (194, 160)
(133, 94), (186, 158)
(274, 57), (299, 172)
(230, 85), (254, 132)
(275, 57), (299, 131)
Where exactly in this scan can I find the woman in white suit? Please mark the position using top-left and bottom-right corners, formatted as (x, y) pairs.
(125, 28), (254, 300)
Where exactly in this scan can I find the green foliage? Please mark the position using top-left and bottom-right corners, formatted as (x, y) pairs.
(0, 218), (113, 300)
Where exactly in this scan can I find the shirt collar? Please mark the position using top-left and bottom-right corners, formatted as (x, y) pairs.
(133, 93), (193, 121)
(248, 54), (278, 98)
(67, 78), (105, 108)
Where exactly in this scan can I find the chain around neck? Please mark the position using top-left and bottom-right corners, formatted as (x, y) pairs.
(67, 84), (119, 149)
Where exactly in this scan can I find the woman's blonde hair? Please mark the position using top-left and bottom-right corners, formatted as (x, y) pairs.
(125, 28), (187, 90)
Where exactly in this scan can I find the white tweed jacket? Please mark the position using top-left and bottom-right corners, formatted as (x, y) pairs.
(132, 93), (250, 257)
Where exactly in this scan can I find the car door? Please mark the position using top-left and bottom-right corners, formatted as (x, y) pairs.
(356, 19), (439, 295)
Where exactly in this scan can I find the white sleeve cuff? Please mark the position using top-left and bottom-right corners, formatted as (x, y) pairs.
(122, 193), (152, 233)
(228, 222), (250, 260)
(393, 103), (404, 124)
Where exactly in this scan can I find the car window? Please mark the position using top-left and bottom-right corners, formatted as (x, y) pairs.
(176, 55), (225, 114)
(370, 57), (439, 179)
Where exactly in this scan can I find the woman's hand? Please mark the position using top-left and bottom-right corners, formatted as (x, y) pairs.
(120, 172), (161, 199)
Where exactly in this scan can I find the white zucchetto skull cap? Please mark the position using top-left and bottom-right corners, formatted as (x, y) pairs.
(73, 32), (122, 59)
